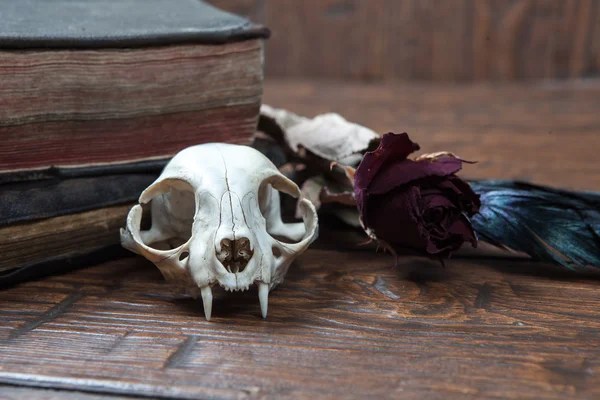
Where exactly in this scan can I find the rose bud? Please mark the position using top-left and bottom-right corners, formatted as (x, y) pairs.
(354, 132), (480, 258)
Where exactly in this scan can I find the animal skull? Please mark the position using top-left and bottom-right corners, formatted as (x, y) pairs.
(120, 143), (319, 320)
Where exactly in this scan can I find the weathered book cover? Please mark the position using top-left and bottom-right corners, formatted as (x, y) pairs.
(0, 0), (270, 180)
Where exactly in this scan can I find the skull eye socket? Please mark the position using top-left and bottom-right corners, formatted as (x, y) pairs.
(258, 177), (308, 245)
(260, 185), (297, 223)
(139, 180), (196, 251)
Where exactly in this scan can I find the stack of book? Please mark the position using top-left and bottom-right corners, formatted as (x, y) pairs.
(0, 0), (269, 283)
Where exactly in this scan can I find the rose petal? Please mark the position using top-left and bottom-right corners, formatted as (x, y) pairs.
(354, 133), (420, 192)
(448, 214), (478, 248)
(424, 213), (477, 255)
(420, 191), (455, 210)
(368, 158), (464, 195)
(365, 186), (479, 258)
(443, 176), (481, 214)
(365, 186), (427, 250)
(426, 176), (481, 216)
(354, 133), (420, 222)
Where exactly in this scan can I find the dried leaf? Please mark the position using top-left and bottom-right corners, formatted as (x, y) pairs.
(330, 207), (362, 228)
(415, 151), (476, 164)
(296, 176), (361, 227)
(251, 136), (288, 168)
(320, 187), (356, 206)
(260, 104), (380, 163)
(258, 105), (374, 232)
(330, 162), (356, 187)
(297, 177), (325, 218)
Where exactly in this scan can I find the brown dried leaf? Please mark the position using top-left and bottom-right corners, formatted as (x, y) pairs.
(330, 162), (356, 187)
(415, 151), (460, 162)
(297, 177), (325, 218)
(415, 151), (477, 164)
(320, 187), (356, 206)
(329, 207), (362, 229)
(260, 104), (380, 164)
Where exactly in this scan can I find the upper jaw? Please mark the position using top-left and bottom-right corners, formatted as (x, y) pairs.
(188, 250), (272, 321)
(198, 278), (270, 321)
(211, 251), (269, 292)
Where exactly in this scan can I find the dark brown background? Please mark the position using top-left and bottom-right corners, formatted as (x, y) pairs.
(209, 0), (600, 81)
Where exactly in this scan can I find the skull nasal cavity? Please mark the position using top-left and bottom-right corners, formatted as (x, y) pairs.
(216, 237), (254, 274)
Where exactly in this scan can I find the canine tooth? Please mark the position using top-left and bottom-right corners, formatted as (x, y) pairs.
(201, 286), (213, 321)
(258, 282), (269, 319)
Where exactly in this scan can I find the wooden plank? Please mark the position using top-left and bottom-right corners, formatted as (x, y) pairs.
(0, 386), (137, 400)
(262, 79), (600, 191)
(207, 0), (600, 81)
(0, 251), (599, 399)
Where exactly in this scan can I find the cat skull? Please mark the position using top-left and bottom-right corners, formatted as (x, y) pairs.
(120, 143), (318, 320)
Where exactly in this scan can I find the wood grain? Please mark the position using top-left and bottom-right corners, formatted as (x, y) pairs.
(0, 386), (137, 400)
(207, 0), (600, 81)
(263, 79), (600, 191)
(0, 250), (599, 399)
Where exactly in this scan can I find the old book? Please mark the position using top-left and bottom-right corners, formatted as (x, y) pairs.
(0, 204), (135, 275)
(0, 172), (158, 283)
(0, 0), (269, 181)
(0, 0), (269, 281)
(1, 174), (157, 227)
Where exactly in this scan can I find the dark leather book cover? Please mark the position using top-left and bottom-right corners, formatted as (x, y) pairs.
(0, 0), (270, 49)
(0, 173), (158, 227)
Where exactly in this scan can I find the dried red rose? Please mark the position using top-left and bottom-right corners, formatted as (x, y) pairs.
(354, 133), (480, 258)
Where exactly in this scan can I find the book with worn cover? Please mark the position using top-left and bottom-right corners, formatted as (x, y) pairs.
(0, 0), (269, 282)
(0, 0), (269, 180)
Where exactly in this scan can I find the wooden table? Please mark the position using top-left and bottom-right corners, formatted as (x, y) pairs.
(1, 80), (599, 399)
